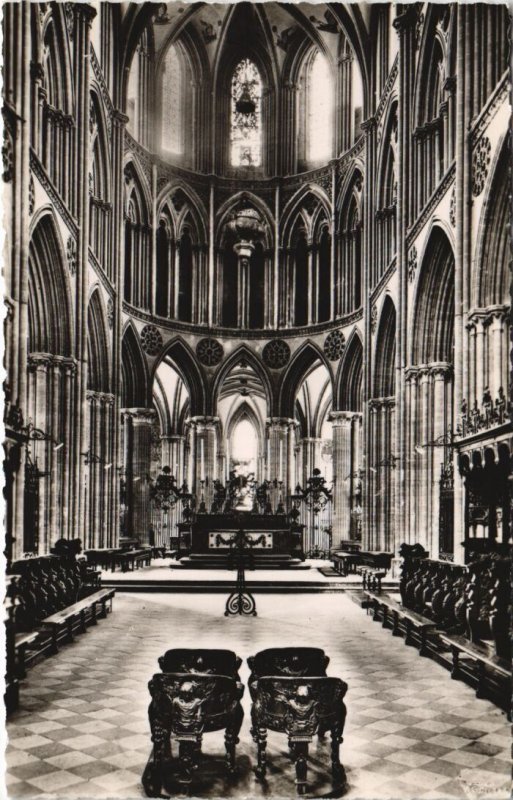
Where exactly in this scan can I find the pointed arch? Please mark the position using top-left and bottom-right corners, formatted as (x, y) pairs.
(373, 297), (396, 398)
(153, 338), (207, 417)
(412, 227), (455, 365)
(281, 185), (331, 246)
(212, 345), (272, 415)
(87, 289), (110, 393)
(215, 192), (274, 250)
(474, 134), (510, 308)
(338, 168), (363, 313)
(28, 211), (73, 357)
(226, 400), (265, 448)
(279, 342), (333, 418)
(121, 323), (151, 408)
(336, 329), (363, 411)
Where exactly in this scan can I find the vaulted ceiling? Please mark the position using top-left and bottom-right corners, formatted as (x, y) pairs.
(121, 2), (372, 112)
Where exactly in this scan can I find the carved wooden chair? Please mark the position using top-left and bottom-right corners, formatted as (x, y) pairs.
(247, 647), (329, 698)
(145, 672), (244, 796)
(158, 648), (242, 679)
(250, 676), (347, 795)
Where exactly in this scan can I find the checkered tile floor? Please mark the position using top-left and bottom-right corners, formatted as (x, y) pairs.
(5, 592), (511, 799)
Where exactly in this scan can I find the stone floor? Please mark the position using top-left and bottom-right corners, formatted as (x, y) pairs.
(4, 592), (511, 800)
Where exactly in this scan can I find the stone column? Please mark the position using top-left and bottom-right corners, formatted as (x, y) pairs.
(473, 315), (486, 406)
(336, 50), (353, 153)
(393, 4), (417, 554)
(281, 83), (298, 174)
(189, 416), (219, 509)
(122, 409), (156, 544)
(360, 115), (377, 550)
(430, 364), (451, 559)
(161, 435), (185, 485)
(330, 412), (358, 547)
(488, 306), (508, 399)
(71, 3), (96, 540)
(418, 368), (431, 552)
(267, 418), (294, 509)
(110, 110), (129, 550)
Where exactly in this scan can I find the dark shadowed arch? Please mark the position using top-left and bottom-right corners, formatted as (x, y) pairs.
(336, 330), (363, 411)
(153, 338), (207, 417)
(28, 212), (73, 357)
(412, 227), (455, 365)
(121, 323), (151, 408)
(279, 342), (333, 418)
(373, 297), (396, 398)
(87, 289), (110, 393)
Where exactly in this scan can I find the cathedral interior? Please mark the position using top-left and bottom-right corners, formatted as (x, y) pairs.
(2, 3), (511, 799)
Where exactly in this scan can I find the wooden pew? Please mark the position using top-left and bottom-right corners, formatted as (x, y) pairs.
(5, 553), (116, 713)
(356, 550), (393, 592)
(364, 591), (437, 656)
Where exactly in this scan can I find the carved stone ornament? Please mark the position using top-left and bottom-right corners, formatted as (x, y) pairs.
(29, 175), (35, 215)
(471, 136), (491, 197)
(107, 298), (114, 329)
(408, 246), (417, 283)
(262, 339), (290, 369)
(140, 325), (163, 357)
(324, 330), (346, 361)
(2, 130), (13, 183)
(196, 337), (224, 367)
(449, 187), (456, 227)
(371, 304), (378, 333)
(66, 236), (77, 275)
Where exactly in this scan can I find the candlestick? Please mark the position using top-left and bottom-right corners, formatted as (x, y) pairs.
(279, 439), (283, 482)
(200, 439), (205, 481)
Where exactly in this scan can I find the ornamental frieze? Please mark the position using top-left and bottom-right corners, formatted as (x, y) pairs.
(471, 136), (491, 197)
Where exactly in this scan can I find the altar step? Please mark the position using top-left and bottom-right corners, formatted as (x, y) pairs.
(177, 553), (309, 570)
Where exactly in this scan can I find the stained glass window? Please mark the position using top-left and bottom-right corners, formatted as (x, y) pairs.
(161, 45), (182, 154)
(308, 52), (333, 163)
(230, 59), (262, 168)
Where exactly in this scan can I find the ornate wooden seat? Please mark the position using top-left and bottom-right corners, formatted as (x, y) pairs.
(158, 648), (242, 679)
(248, 647), (329, 696)
(145, 672), (244, 795)
(250, 676), (348, 795)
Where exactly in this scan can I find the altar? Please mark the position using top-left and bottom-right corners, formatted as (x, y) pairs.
(177, 513), (306, 569)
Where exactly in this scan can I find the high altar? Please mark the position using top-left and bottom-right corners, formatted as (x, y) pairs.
(177, 513), (305, 569)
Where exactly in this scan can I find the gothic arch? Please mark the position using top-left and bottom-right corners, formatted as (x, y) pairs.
(376, 99), (398, 208)
(411, 226), (455, 365)
(373, 296), (396, 398)
(226, 400), (265, 450)
(279, 341), (333, 418)
(153, 338), (207, 417)
(28, 210), (73, 357)
(212, 345), (272, 415)
(123, 158), (151, 221)
(335, 329), (363, 411)
(89, 89), (111, 201)
(413, 6), (451, 127)
(87, 288), (111, 393)
(121, 322), (151, 408)
(281, 185), (331, 245)
(474, 134), (510, 308)
(41, 9), (74, 115)
(215, 192), (274, 250)
(157, 183), (208, 240)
